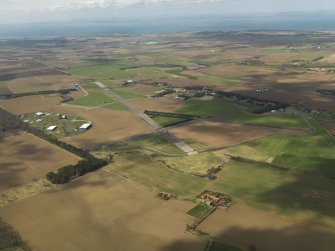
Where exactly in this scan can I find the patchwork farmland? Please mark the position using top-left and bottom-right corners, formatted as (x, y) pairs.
(1, 31), (335, 251)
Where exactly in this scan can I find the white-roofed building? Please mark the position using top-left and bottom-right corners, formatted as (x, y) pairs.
(36, 112), (44, 116)
(78, 122), (92, 131)
(47, 125), (57, 131)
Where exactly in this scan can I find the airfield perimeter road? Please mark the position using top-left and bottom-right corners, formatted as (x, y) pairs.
(95, 81), (198, 155)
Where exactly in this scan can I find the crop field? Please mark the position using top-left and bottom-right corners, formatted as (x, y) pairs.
(176, 97), (239, 116)
(151, 115), (187, 127)
(0, 95), (62, 115)
(186, 203), (211, 218)
(0, 130), (79, 191)
(0, 171), (206, 251)
(170, 120), (306, 149)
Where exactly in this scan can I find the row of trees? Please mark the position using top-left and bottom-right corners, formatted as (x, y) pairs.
(46, 156), (109, 184)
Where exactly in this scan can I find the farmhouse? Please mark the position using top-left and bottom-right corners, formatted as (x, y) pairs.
(47, 125), (57, 131)
(78, 122), (92, 131)
(36, 112), (44, 117)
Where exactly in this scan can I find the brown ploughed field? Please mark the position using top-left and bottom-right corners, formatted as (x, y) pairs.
(198, 202), (335, 251)
(0, 95), (62, 115)
(0, 170), (206, 251)
(170, 120), (305, 149)
(0, 130), (80, 191)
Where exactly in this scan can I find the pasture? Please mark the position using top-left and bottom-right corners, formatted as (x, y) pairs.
(69, 83), (127, 110)
(246, 118), (335, 175)
(109, 152), (208, 197)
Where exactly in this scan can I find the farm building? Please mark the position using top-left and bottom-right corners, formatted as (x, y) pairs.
(78, 122), (92, 131)
(47, 125), (57, 131)
(36, 112), (44, 117)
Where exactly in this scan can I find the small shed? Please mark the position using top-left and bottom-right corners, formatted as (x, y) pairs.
(47, 125), (57, 131)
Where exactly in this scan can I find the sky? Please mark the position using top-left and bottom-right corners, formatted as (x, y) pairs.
(1, 0), (335, 24)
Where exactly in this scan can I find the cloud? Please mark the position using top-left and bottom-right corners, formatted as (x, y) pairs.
(0, 0), (230, 14)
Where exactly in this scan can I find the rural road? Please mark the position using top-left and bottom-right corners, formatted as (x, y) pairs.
(95, 81), (198, 155)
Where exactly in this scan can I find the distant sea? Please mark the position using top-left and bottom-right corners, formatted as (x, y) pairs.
(1, 13), (335, 37)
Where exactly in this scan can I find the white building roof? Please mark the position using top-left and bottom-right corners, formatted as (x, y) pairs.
(47, 125), (57, 131)
(36, 112), (44, 116)
(79, 123), (91, 130)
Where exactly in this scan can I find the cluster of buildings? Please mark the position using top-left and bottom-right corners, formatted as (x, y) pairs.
(23, 111), (92, 133)
(197, 190), (232, 208)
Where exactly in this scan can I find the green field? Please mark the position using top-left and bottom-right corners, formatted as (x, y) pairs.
(69, 63), (135, 79)
(213, 160), (335, 217)
(186, 203), (211, 218)
(199, 76), (240, 86)
(123, 134), (184, 154)
(151, 116), (187, 127)
(215, 112), (308, 128)
(157, 151), (226, 175)
(246, 118), (335, 175)
(176, 98), (238, 116)
(69, 84), (127, 110)
(111, 152), (208, 197)
(113, 89), (147, 99)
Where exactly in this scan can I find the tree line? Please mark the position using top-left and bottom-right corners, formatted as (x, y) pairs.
(46, 156), (108, 184)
